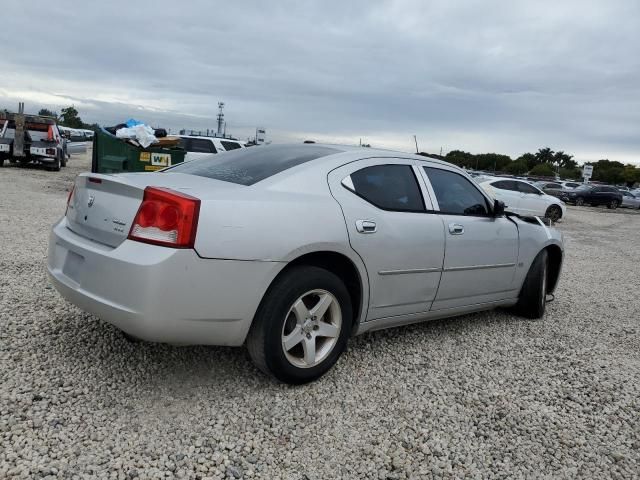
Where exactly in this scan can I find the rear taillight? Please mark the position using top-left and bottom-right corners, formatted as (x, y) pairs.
(46, 148), (56, 156)
(65, 185), (75, 215)
(128, 187), (200, 249)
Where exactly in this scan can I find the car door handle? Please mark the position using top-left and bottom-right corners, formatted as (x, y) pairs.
(448, 223), (464, 235)
(355, 220), (377, 233)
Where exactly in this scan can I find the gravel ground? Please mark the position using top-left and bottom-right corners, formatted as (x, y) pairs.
(1, 152), (639, 479)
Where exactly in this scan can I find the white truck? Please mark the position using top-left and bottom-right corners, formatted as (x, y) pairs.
(0, 104), (66, 171)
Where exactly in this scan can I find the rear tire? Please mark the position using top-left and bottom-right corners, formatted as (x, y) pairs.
(247, 266), (352, 384)
(513, 250), (548, 319)
(545, 205), (562, 222)
(60, 151), (66, 168)
(49, 156), (61, 172)
(607, 199), (618, 209)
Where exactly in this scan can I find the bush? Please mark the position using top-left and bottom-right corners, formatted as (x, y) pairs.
(529, 163), (556, 177)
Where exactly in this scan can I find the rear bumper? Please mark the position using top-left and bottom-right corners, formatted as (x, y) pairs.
(48, 217), (284, 346)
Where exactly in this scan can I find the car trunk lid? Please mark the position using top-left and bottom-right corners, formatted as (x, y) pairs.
(66, 172), (241, 248)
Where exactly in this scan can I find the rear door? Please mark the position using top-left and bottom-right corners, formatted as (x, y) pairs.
(328, 158), (445, 320)
(420, 166), (519, 310)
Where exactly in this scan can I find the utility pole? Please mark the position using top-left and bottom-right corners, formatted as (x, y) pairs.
(216, 102), (225, 137)
(413, 135), (419, 153)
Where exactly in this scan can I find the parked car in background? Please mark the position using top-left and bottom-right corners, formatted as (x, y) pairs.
(559, 181), (582, 189)
(560, 185), (623, 209)
(620, 191), (640, 209)
(177, 135), (245, 162)
(48, 144), (564, 384)
(479, 178), (566, 221)
(58, 126), (90, 156)
(534, 181), (564, 196)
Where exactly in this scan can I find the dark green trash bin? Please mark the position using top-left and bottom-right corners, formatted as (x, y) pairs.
(91, 127), (186, 173)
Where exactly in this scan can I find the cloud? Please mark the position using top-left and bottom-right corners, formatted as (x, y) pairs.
(1, 0), (639, 164)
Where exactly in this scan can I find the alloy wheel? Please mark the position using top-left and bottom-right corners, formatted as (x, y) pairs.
(546, 206), (561, 222)
(576, 198), (584, 206)
(281, 289), (342, 368)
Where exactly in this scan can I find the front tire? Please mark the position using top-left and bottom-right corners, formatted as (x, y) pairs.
(247, 266), (352, 384)
(607, 199), (618, 209)
(575, 197), (585, 206)
(513, 250), (548, 319)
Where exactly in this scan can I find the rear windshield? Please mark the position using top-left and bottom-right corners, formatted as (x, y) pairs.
(166, 145), (341, 185)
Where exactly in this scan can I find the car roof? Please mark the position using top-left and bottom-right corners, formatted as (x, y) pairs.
(179, 135), (243, 143)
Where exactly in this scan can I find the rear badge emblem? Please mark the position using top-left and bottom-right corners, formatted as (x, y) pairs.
(88, 195), (95, 208)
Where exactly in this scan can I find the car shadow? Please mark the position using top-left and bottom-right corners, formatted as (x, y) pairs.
(49, 305), (529, 395)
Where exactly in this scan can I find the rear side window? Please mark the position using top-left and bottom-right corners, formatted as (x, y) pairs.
(181, 138), (216, 154)
(221, 141), (242, 151)
(167, 145), (341, 186)
(492, 180), (517, 191)
(345, 165), (425, 212)
(516, 182), (540, 194)
(424, 167), (489, 216)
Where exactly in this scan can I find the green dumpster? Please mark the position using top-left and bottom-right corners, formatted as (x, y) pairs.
(91, 127), (186, 173)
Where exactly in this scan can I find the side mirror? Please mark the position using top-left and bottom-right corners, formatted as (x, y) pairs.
(493, 199), (505, 217)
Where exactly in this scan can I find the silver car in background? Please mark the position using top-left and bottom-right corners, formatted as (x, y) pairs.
(48, 145), (564, 383)
(620, 191), (640, 209)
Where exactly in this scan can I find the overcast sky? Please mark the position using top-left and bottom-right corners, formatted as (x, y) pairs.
(1, 1), (639, 164)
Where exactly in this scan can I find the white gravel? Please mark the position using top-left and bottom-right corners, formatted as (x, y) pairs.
(1, 152), (639, 479)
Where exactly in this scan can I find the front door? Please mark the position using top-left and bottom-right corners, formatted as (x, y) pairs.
(421, 166), (519, 310)
(328, 159), (445, 320)
(515, 181), (549, 216)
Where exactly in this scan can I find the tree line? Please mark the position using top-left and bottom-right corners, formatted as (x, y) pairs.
(421, 147), (640, 186)
(37, 106), (96, 131)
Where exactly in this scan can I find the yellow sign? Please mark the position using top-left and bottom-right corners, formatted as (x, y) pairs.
(151, 153), (171, 167)
(144, 165), (163, 171)
(139, 152), (151, 162)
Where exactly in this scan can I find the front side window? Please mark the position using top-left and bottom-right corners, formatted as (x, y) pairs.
(345, 164), (425, 212)
(424, 167), (489, 216)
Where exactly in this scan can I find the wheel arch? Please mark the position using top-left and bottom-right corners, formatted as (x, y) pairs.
(544, 244), (563, 294)
(255, 250), (367, 331)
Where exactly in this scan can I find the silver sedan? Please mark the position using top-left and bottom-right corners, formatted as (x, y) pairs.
(620, 191), (640, 209)
(48, 144), (564, 383)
